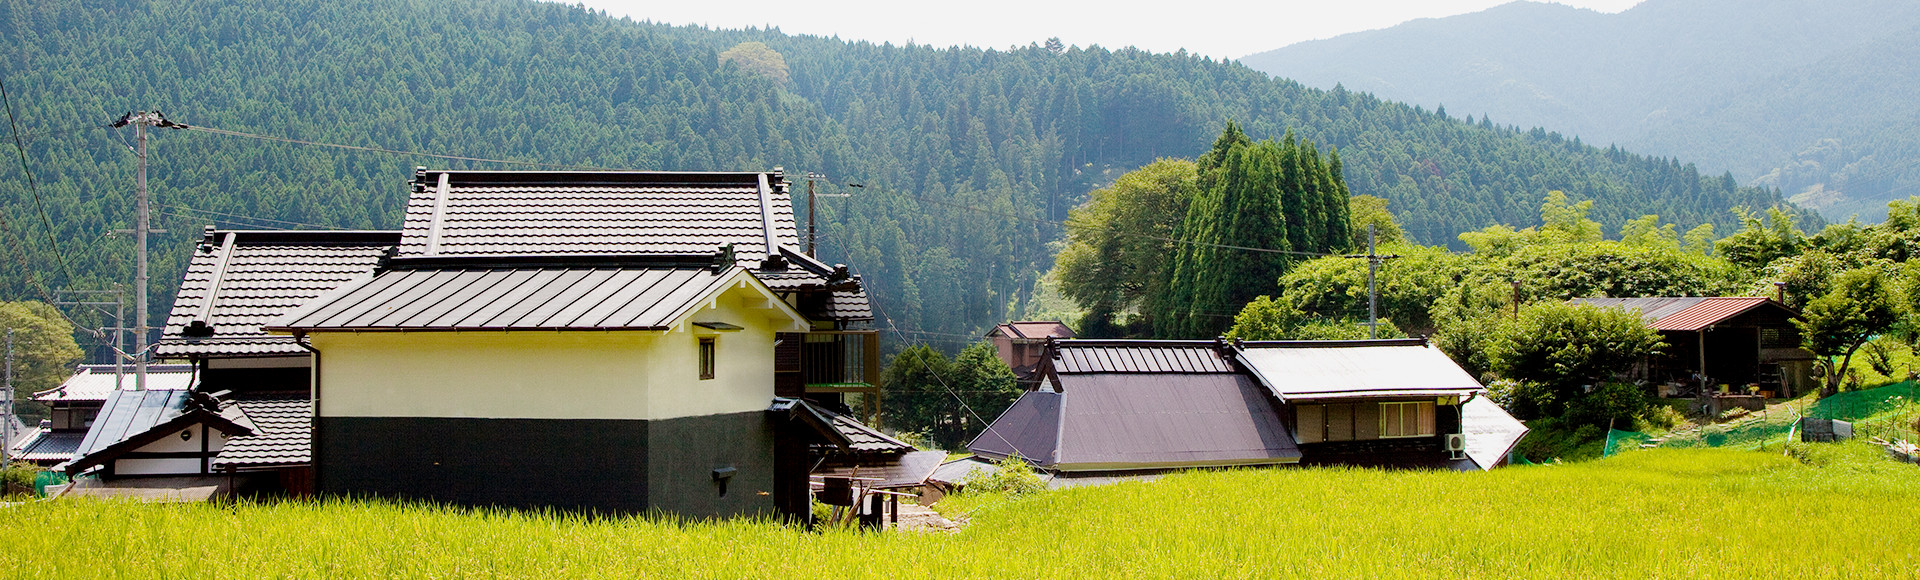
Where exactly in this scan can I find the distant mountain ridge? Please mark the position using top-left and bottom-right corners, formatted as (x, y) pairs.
(1241, 0), (1920, 220)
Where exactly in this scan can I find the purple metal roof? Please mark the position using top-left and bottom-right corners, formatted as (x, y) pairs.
(970, 373), (1302, 471)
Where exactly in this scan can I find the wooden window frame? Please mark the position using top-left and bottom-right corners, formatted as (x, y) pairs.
(699, 337), (716, 380)
(1378, 401), (1437, 438)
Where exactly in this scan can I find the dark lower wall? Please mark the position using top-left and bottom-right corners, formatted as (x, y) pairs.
(318, 412), (775, 517)
(646, 412), (777, 518)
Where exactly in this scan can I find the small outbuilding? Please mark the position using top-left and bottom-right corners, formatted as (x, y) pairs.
(968, 338), (1528, 477)
(1572, 297), (1815, 397)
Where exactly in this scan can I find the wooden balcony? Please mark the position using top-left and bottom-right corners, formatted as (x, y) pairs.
(776, 330), (881, 422)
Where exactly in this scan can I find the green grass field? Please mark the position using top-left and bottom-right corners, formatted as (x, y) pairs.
(3, 445), (1916, 578)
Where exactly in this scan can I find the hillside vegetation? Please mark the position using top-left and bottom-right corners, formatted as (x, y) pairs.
(0, 0), (1801, 345)
(1241, 0), (1920, 221)
(2, 448), (1913, 577)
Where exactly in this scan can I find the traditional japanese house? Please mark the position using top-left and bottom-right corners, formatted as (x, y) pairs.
(7, 364), (195, 466)
(1572, 297), (1815, 397)
(266, 168), (886, 518)
(985, 321), (1076, 385)
(969, 338), (1528, 477)
(53, 229), (397, 495)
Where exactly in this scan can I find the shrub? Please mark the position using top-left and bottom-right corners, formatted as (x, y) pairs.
(2, 463), (42, 498)
(1562, 382), (1652, 428)
(964, 454), (1046, 497)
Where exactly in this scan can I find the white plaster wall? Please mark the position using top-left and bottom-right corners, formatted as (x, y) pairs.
(312, 280), (798, 421)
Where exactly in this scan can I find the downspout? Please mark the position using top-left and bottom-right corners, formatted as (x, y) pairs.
(294, 330), (322, 497)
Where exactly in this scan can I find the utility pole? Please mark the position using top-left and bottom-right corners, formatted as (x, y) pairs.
(111, 112), (179, 391)
(57, 289), (127, 389)
(802, 172), (854, 258)
(1345, 224), (1398, 339)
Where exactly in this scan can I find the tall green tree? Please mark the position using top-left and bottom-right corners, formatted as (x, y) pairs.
(1053, 159), (1199, 336)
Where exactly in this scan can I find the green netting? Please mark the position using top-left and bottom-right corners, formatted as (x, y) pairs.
(1607, 382), (1920, 454)
(33, 470), (68, 497)
(1603, 429), (1652, 456)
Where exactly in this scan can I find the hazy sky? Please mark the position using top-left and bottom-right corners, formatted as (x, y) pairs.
(569, 0), (1646, 59)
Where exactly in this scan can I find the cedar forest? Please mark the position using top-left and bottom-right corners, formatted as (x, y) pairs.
(2, 0), (1897, 452)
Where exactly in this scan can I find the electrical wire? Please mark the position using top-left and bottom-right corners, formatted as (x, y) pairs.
(0, 76), (79, 286)
(180, 124), (622, 171)
(158, 204), (348, 230)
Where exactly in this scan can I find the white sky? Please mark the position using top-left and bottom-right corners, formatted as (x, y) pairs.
(570, 0), (1645, 59)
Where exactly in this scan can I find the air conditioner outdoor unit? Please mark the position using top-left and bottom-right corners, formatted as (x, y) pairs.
(1444, 433), (1467, 460)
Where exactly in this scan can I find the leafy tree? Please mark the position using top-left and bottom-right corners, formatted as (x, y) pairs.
(1618, 214), (1680, 249)
(1225, 296), (1405, 340)
(1054, 159), (1199, 335)
(1796, 266), (1899, 395)
(717, 41), (789, 84)
(1347, 194), (1404, 249)
(1537, 191), (1604, 244)
(1252, 243), (1464, 334)
(1488, 302), (1664, 420)
(1715, 207), (1808, 271)
(0, 301), (85, 422)
(879, 342), (1019, 450)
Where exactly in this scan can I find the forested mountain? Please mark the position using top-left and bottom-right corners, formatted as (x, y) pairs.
(1240, 0), (1920, 221)
(0, 0), (1800, 351)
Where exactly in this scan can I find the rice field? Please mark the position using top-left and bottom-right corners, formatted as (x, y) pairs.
(3, 445), (1916, 579)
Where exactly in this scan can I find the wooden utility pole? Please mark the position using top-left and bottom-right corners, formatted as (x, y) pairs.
(3, 329), (12, 468)
(111, 112), (179, 391)
(1345, 224), (1398, 339)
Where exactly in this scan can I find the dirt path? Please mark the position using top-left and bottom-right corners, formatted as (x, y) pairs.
(891, 503), (962, 533)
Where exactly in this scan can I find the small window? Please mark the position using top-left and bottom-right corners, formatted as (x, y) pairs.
(699, 338), (716, 380)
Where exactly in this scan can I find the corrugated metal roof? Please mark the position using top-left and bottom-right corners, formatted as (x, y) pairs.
(1461, 396), (1529, 471)
(1572, 296), (1783, 331)
(213, 395), (311, 469)
(273, 265), (774, 331)
(158, 230), (397, 358)
(811, 450), (946, 490)
(1050, 340), (1236, 374)
(33, 364), (196, 402)
(1235, 341), (1483, 401)
(397, 170), (800, 267)
(971, 373), (1302, 471)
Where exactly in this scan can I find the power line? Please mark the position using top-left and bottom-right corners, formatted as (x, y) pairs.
(181, 124), (621, 171)
(891, 186), (1347, 258)
(0, 76), (78, 286)
(157, 204), (347, 230)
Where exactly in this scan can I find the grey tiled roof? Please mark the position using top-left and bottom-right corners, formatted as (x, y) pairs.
(10, 428), (84, 463)
(158, 230), (398, 358)
(34, 364), (196, 402)
(214, 395), (311, 469)
(398, 170), (800, 266)
(273, 265), (780, 331)
(828, 412), (916, 453)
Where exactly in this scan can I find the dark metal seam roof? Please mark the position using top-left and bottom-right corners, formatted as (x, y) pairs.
(272, 266), (773, 331)
(1048, 341), (1236, 374)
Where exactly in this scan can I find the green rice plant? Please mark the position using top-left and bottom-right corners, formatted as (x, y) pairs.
(2, 449), (1916, 578)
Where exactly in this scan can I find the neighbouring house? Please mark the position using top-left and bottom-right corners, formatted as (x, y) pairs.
(985, 321), (1076, 383)
(8, 364), (195, 467)
(968, 338), (1528, 479)
(52, 229), (397, 496)
(264, 168), (888, 518)
(1572, 297), (1815, 398)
